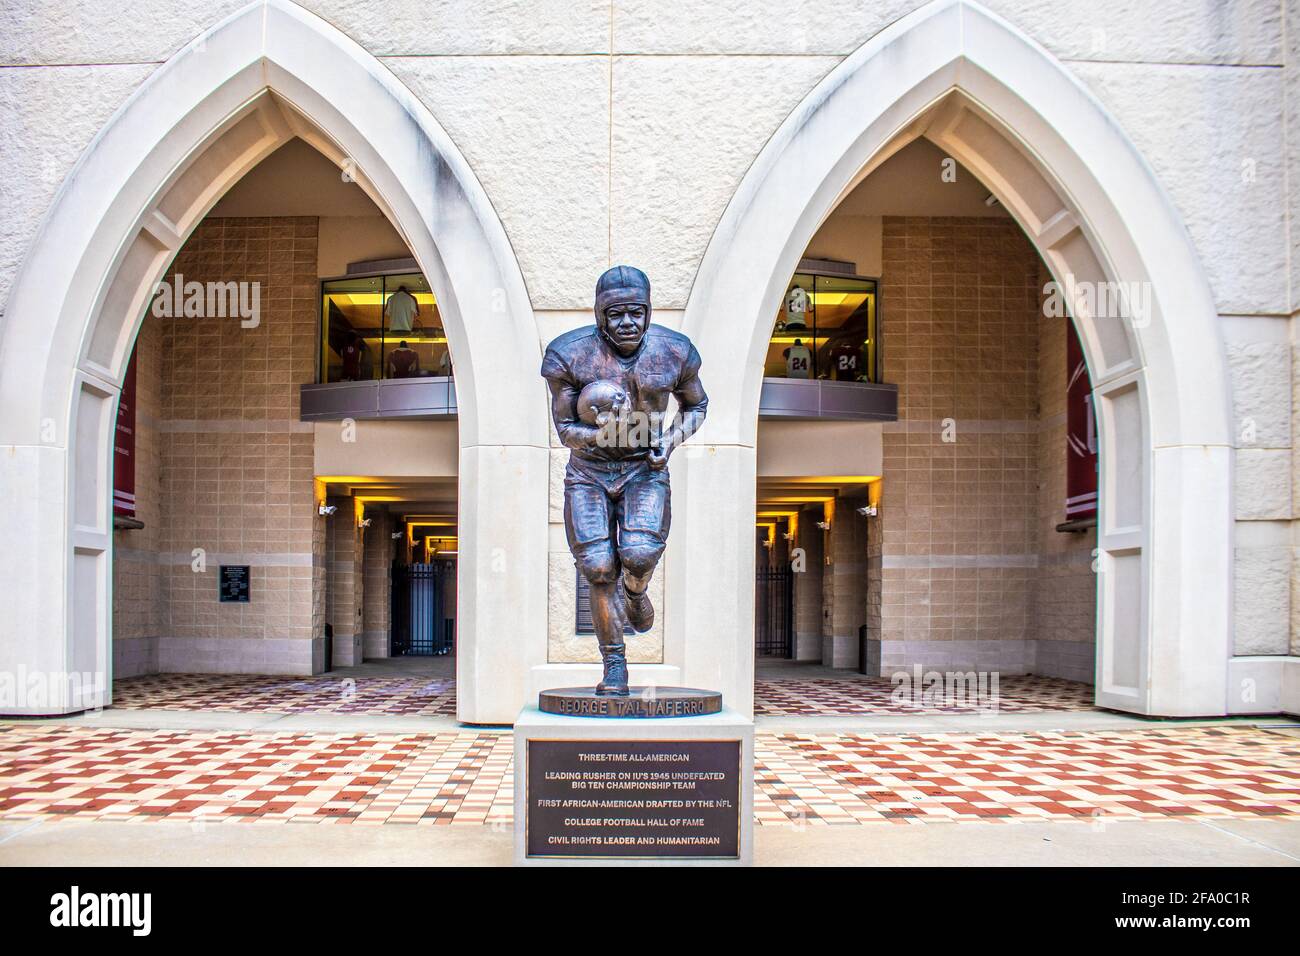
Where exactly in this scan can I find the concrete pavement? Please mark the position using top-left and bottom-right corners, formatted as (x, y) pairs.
(3, 816), (1297, 867)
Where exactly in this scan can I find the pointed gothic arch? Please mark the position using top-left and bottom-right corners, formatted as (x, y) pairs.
(671, 0), (1233, 716)
(0, 0), (549, 720)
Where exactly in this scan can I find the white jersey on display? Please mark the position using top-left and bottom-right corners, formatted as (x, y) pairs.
(385, 290), (418, 333)
(785, 286), (808, 327)
(784, 343), (812, 379)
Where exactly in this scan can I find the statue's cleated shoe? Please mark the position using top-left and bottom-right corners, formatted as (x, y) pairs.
(622, 581), (655, 633)
(596, 643), (630, 696)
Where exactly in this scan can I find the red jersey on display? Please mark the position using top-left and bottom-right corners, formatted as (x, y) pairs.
(389, 347), (419, 377)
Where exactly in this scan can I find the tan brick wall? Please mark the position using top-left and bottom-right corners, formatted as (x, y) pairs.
(792, 511), (824, 661)
(854, 216), (1098, 679)
(874, 216), (1041, 674)
(112, 216), (325, 675)
(326, 497), (366, 667)
(362, 511), (393, 659)
(823, 498), (868, 668)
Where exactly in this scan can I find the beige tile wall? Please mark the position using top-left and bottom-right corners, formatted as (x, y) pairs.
(112, 216), (326, 675)
(872, 216), (1048, 674)
(823, 498), (869, 668)
(362, 510), (393, 659)
(326, 497), (366, 667)
(792, 510), (824, 661)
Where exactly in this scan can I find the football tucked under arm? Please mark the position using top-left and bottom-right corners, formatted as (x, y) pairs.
(545, 376), (603, 451)
(576, 380), (630, 426)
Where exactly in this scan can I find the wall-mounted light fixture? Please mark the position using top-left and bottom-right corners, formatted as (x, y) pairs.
(318, 503), (337, 516)
(816, 520), (830, 530)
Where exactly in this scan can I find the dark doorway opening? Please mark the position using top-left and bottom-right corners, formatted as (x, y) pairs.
(755, 566), (794, 658)
(391, 560), (456, 656)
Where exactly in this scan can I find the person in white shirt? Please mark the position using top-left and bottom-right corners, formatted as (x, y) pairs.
(384, 285), (420, 334)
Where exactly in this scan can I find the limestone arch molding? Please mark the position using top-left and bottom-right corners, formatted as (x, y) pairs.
(676, 0), (1233, 716)
(0, 0), (549, 720)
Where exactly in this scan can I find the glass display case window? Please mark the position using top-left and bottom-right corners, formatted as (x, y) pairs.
(765, 271), (878, 383)
(319, 271), (452, 383)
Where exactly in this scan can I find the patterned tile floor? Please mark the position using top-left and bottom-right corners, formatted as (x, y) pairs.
(0, 725), (510, 826)
(753, 674), (1095, 716)
(110, 674), (459, 717)
(2, 724), (1296, 827)
(107, 673), (1095, 718)
(753, 727), (1300, 825)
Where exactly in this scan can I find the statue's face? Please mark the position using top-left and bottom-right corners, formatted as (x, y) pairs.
(600, 301), (649, 356)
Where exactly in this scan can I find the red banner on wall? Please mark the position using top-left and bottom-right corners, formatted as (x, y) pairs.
(1065, 324), (1097, 520)
(113, 353), (137, 518)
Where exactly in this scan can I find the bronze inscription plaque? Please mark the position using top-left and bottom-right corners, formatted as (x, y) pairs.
(527, 739), (741, 859)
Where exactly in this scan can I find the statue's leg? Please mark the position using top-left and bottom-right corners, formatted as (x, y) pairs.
(564, 467), (629, 696)
(615, 466), (670, 632)
(574, 539), (625, 643)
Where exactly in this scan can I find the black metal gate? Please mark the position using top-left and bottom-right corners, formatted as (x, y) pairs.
(755, 566), (794, 657)
(391, 561), (455, 656)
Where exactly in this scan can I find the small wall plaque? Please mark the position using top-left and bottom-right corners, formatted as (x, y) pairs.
(219, 565), (251, 603)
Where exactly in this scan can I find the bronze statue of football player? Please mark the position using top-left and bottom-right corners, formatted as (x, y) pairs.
(541, 265), (708, 696)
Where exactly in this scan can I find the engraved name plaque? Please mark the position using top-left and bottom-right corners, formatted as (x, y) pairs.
(526, 739), (741, 859)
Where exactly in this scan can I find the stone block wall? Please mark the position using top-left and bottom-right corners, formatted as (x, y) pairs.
(1223, 321), (1293, 659)
(822, 498), (869, 669)
(792, 511), (824, 662)
(326, 497), (365, 667)
(872, 216), (1045, 675)
(111, 216), (325, 675)
(362, 510), (393, 659)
